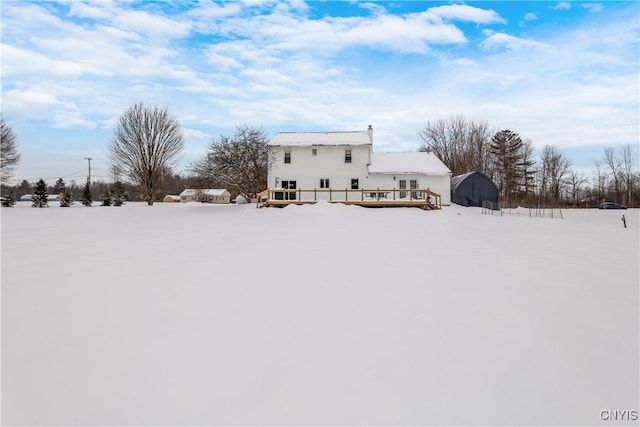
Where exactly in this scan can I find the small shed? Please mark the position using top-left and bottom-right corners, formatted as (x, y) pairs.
(450, 171), (499, 207)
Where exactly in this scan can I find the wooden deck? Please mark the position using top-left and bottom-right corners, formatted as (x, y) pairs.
(256, 188), (441, 210)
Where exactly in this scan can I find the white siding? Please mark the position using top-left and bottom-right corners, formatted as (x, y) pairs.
(268, 145), (371, 190)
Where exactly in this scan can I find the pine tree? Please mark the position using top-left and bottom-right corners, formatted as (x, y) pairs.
(32, 178), (49, 208)
(101, 190), (112, 206)
(53, 178), (66, 196)
(111, 181), (126, 206)
(60, 191), (73, 207)
(81, 180), (93, 207)
(490, 130), (525, 207)
(1, 191), (16, 207)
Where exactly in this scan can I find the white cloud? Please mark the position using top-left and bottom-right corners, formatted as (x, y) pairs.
(114, 9), (191, 38)
(182, 127), (210, 139)
(359, 2), (387, 16)
(524, 13), (538, 21)
(552, 2), (572, 10)
(425, 4), (506, 24)
(68, 2), (114, 19)
(481, 32), (545, 50)
(581, 3), (603, 13)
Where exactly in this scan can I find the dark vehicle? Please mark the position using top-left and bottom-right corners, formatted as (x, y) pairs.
(599, 202), (627, 209)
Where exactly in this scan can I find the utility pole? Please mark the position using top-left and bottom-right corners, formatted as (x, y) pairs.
(84, 157), (92, 182)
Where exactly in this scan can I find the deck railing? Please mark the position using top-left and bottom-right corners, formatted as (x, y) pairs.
(256, 188), (441, 209)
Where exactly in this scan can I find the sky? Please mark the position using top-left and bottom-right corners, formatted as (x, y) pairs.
(1, 0), (639, 185)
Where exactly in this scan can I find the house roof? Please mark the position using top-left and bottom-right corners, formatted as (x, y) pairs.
(269, 131), (372, 147)
(368, 152), (451, 176)
(180, 189), (230, 197)
(203, 189), (230, 196)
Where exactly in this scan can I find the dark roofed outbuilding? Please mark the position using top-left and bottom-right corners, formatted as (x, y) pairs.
(450, 171), (499, 207)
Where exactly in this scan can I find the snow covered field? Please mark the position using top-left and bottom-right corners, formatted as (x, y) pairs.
(2, 201), (638, 426)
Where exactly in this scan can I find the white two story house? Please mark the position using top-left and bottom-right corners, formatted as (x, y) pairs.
(267, 126), (452, 205)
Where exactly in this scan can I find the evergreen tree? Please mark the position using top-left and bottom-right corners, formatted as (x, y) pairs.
(101, 190), (112, 206)
(32, 178), (49, 208)
(60, 191), (74, 207)
(53, 178), (66, 196)
(81, 180), (93, 207)
(111, 181), (126, 206)
(490, 130), (525, 207)
(1, 191), (16, 207)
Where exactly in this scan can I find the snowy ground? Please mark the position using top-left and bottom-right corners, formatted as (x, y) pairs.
(1, 201), (638, 426)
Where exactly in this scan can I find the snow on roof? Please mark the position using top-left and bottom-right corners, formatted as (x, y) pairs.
(180, 189), (229, 197)
(203, 189), (229, 196)
(268, 131), (372, 147)
(368, 152), (451, 176)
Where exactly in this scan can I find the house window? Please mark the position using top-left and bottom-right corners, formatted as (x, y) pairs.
(351, 178), (359, 189)
(320, 178), (330, 189)
(284, 150), (291, 164)
(312, 148), (317, 156)
(345, 149), (352, 163)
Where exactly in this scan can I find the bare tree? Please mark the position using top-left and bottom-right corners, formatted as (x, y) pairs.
(109, 103), (184, 205)
(603, 147), (622, 202)
(539, 145), (571, 205)
(519, 138), (537, 204)
(419, 115), (492, 177)
(191, 125), (272, 199)
(620, 145), (636, 206)
(1, 117), (21, 183)
(593, 160), (607, 201)
(567, 170), (587, 206)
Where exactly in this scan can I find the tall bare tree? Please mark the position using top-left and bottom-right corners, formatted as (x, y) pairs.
(567, 170), (587, 206)
(190, 125), (272, 198)
(593, 160), (607, 201)
(540, 145), (572, 204)
(109, 103), (184, 205)
(620, 145), (636, 206)
(1, 117), (21, 183)
(419, 115), (492, 177)
(603, 147), (622, 202)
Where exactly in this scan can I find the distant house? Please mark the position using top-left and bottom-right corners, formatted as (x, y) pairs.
(163, 195), (181, 203)
(179, 189), (199, 203)
(450, 171), (499, 208)
(266, 126), (452, 205)
(200, 189), (231, 204)
(179, 189), (231, 204)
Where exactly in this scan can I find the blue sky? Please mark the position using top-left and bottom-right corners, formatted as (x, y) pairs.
(1, 0), (638, 184)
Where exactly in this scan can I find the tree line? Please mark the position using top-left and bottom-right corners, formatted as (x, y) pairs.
(2, 109), (637, 208)
(419, 115), (639, 207)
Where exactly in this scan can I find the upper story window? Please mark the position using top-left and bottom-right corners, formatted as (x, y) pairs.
(284, 150), (291, 164)
(345, 149), (352, 164)
(312, 148), (317, 156)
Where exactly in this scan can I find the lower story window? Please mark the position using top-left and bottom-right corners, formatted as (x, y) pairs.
(351, 178), (359, 189)
(320, 178), (330, 188)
